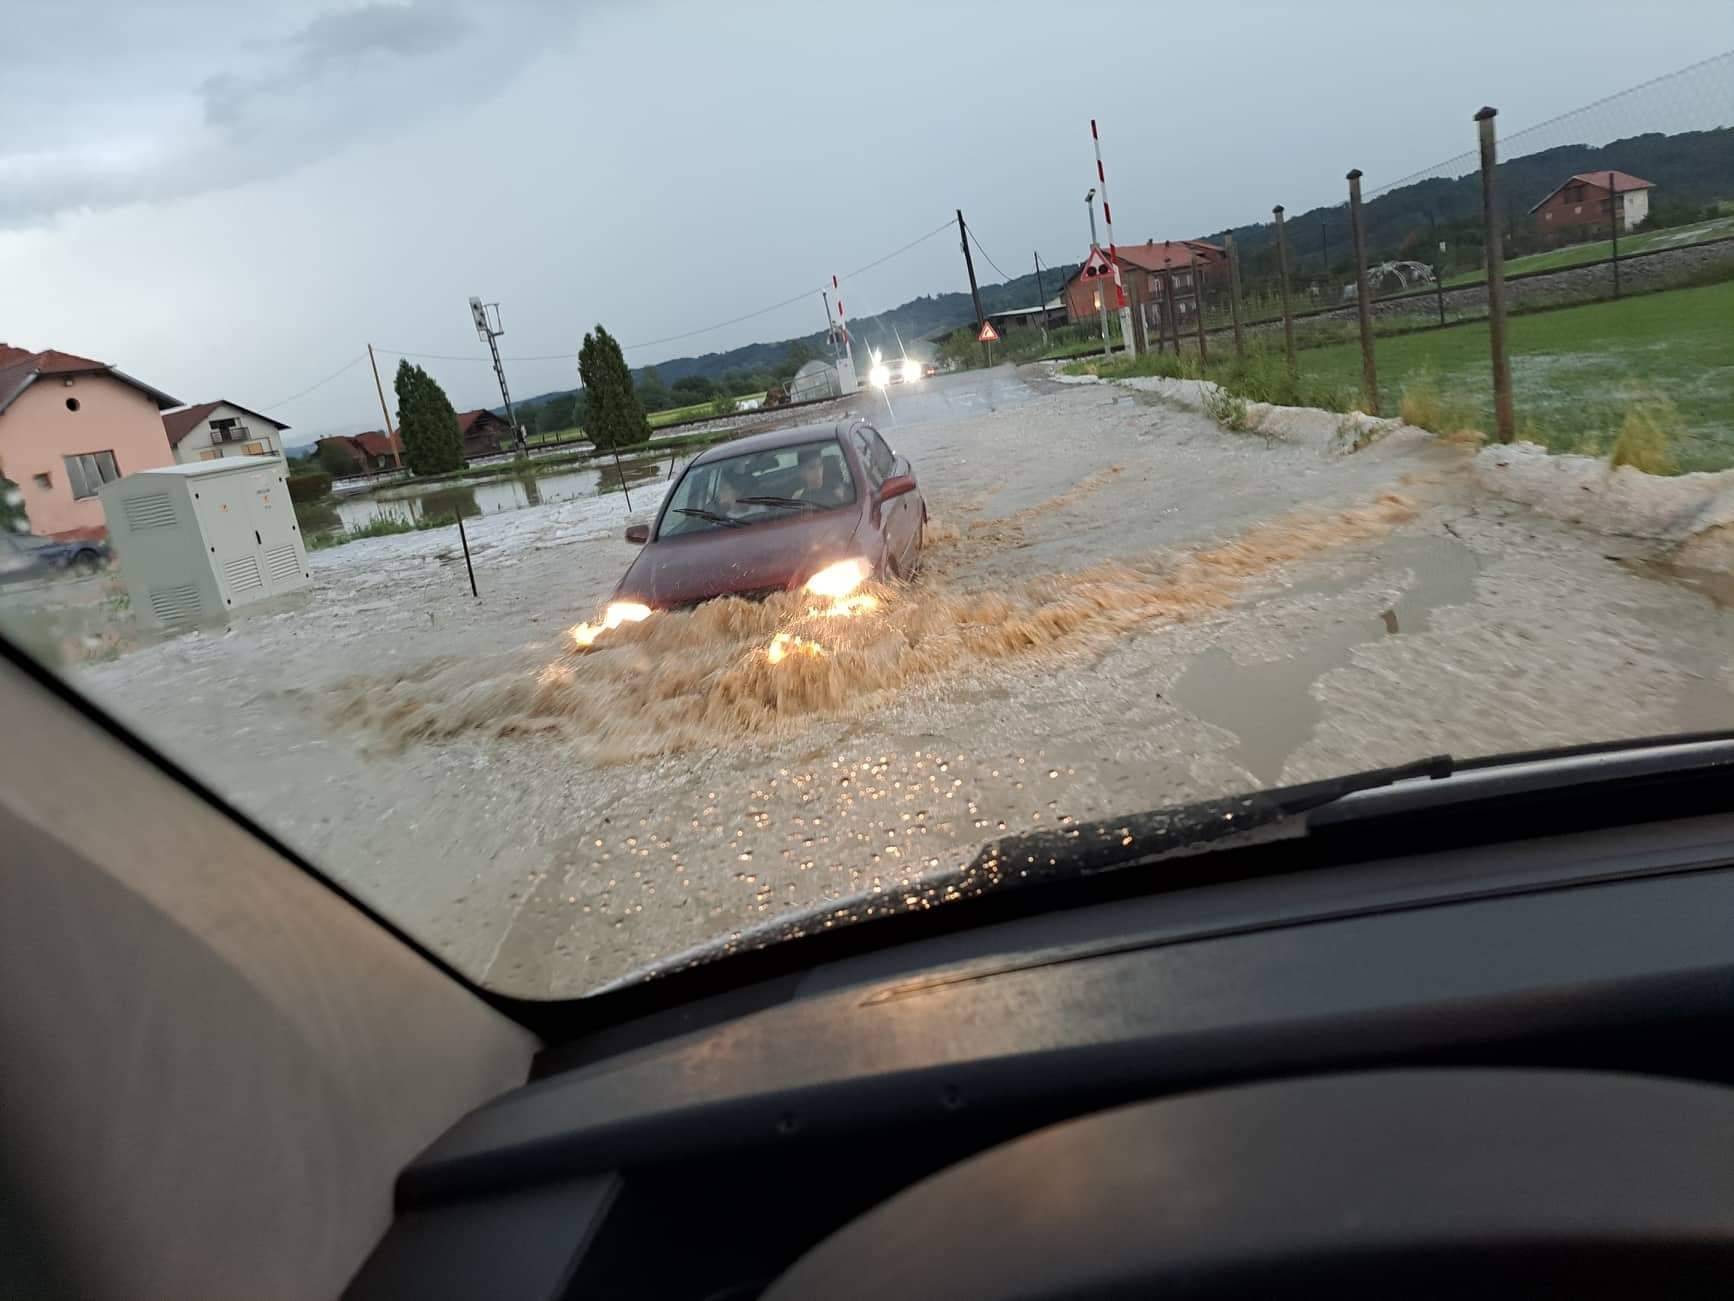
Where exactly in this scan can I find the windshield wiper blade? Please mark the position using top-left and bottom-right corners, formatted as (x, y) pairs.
(738, 495), (820, 511)
(973, 754), (1454, 882)
(671, 507), (747, 528)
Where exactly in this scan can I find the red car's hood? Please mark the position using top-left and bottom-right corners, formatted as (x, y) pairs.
(617, 506), (869, 607)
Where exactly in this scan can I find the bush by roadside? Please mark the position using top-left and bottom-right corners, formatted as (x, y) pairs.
(286, 472), (332, 502)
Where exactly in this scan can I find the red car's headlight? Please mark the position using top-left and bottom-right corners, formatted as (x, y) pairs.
(804, 558), (870, 599)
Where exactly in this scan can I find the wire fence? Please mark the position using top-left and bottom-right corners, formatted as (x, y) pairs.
(1074, 49), (1734, 468)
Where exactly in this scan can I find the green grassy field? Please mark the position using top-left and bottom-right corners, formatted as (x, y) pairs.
(1295, 278), (1734, 470)
(1442, 217), (1734, 287)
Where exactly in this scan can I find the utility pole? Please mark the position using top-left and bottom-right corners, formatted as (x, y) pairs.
(366, 343), (401, 469)
(1347, 168), (1379, 415)
(957, 209), (988, 366)
(469, 297), (523, 455)
(1033, 252), (1049, 343)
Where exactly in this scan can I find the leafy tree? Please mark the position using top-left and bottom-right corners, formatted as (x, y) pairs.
(316, 438), (360, 477)
(393, 360), (463, 475)
(578, 326), (650, 450)
(710, 393), (737, 418)
(635, 365), (671, 412)
(671, 374), (715, 403)
(779, 340), (817, 379)
(571, 389), (591, 433)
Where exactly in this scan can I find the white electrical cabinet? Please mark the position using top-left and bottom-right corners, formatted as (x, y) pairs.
(100, 457), (311, 625)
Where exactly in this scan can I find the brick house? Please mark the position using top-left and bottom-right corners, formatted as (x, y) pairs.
(1529, 171), (1654, 235)
(162, 400), (290, 464)
(1063, 239), (1229, 344)
(0, 342), (180, 538)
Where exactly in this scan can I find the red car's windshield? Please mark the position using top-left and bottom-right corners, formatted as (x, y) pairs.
(660, 438), (857, 538)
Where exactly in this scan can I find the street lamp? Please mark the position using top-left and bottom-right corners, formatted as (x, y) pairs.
(1085, 187), (1099, 246)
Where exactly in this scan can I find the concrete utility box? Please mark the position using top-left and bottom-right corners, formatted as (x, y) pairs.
(100, 457), (310, 626)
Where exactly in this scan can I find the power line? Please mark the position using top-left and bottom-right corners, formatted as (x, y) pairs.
(965, 225), (1014, 284)
(379, 218), (957, 366)
(260, 354), (366, 412)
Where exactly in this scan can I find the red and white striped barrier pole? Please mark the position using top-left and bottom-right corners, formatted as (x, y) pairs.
(833, 274), (858, 390)
(1091, 119), (1138, 357)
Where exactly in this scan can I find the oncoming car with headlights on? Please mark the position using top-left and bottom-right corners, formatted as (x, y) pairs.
(578, 421), (926, 643)
(867, 354), (925, 388)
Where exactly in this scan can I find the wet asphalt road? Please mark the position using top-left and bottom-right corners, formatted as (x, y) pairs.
(65, 364), (1734, 996)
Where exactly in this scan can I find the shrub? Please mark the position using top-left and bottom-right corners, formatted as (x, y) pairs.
(1397, 366), (1480, 438)
(1608, 398), (1679, 476)
(1202, 386), (1252, 433)
(286, 472), (332, 502)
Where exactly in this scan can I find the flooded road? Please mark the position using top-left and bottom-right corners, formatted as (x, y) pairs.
(69, 366), (1734, 996)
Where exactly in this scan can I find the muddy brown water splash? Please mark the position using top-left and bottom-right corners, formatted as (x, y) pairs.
(332, 491), (1417, 762)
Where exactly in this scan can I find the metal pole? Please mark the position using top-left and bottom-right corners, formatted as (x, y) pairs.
(1347, 169), (1379, 414)
(1189, 250), (1208, 363)
(821, 291), (839, 362)
(1225, 233), (1245, 358)
(455, 511), (477, 598)
(1476, 106), (1515, 442)
(366, 344), (401, 469)
(1435, 239), (1448, 326)
(1320, 221), (1329, 300)
(1273, 205), (1297, 375)
(1607, 170), (1621, 300)
(1091, 119), (1138, 357)
(957, 210), (988, 367)
(1161, 267), (1181, 355)
(1033, 252), (1048, 343)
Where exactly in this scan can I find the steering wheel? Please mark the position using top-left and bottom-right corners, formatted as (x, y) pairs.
(765, 1070), (1734, 1298)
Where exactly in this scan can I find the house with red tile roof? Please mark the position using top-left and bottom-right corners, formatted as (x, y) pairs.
(316, 430), (403, 474)
(1530, 171), (1654, 234)
(0, 342), (180, 537)
(162, 400), (290, 464)
(1061, 239), (1229, 338)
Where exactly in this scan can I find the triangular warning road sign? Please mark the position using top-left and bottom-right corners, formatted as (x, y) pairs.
(978, 320), (1000, 343)
(1081, 246), (1112, 278)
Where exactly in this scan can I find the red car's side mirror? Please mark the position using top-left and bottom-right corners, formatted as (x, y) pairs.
(878, 475), (916, 503)
(625, 523), (650, 544)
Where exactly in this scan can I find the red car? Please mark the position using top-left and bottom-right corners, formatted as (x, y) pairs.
(605, 421), (925, 619)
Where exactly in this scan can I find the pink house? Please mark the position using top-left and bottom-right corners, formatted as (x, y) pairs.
(0, 343), (181, 538)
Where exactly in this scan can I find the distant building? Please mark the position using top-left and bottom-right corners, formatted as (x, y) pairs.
(162, 400), (290, 464)
(1530, 171), (1654, 234)
(0, 342), (180, 538)
(1062, 239), (1229, 343)
(316, 430), (403, 475)
(788, 360), (841, 403)
(984, 298), (1068, 334)
(455, 409), (516, 460)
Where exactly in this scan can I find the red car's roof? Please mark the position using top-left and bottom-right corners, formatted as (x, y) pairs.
(689, 421), (854, 466)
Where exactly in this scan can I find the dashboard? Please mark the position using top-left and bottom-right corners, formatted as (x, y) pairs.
(347, 807), (1734, 1298)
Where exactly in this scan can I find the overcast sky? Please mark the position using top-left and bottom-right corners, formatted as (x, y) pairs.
(4, 1), (1729, 439)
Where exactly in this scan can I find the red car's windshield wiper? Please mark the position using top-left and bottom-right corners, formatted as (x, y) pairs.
(738, 495), (821, 511)
(670, 507), (748, 528)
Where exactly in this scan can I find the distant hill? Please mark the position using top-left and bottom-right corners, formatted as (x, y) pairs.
(1214, 127), (1734, 283)
(511, 263), (1077, 415)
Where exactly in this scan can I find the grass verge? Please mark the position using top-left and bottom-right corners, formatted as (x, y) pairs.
(1288, 278), (1734, 471)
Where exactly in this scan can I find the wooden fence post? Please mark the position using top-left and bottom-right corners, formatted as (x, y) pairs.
(1273, 205), (1297, 375)
(1607, 169), (1622, 300)
(1188, 250), (1208, 363)
(1225, 233), (1245, 359)
(1475, 106), (1515, 442)
(1347, 168), (1379, 414)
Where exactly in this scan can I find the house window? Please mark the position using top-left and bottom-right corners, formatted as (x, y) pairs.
(199, 449), (222, 461)
(243, 442), (265, 455)
(64, 450), (120, 499)
(1599, 199), (1611, 214)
